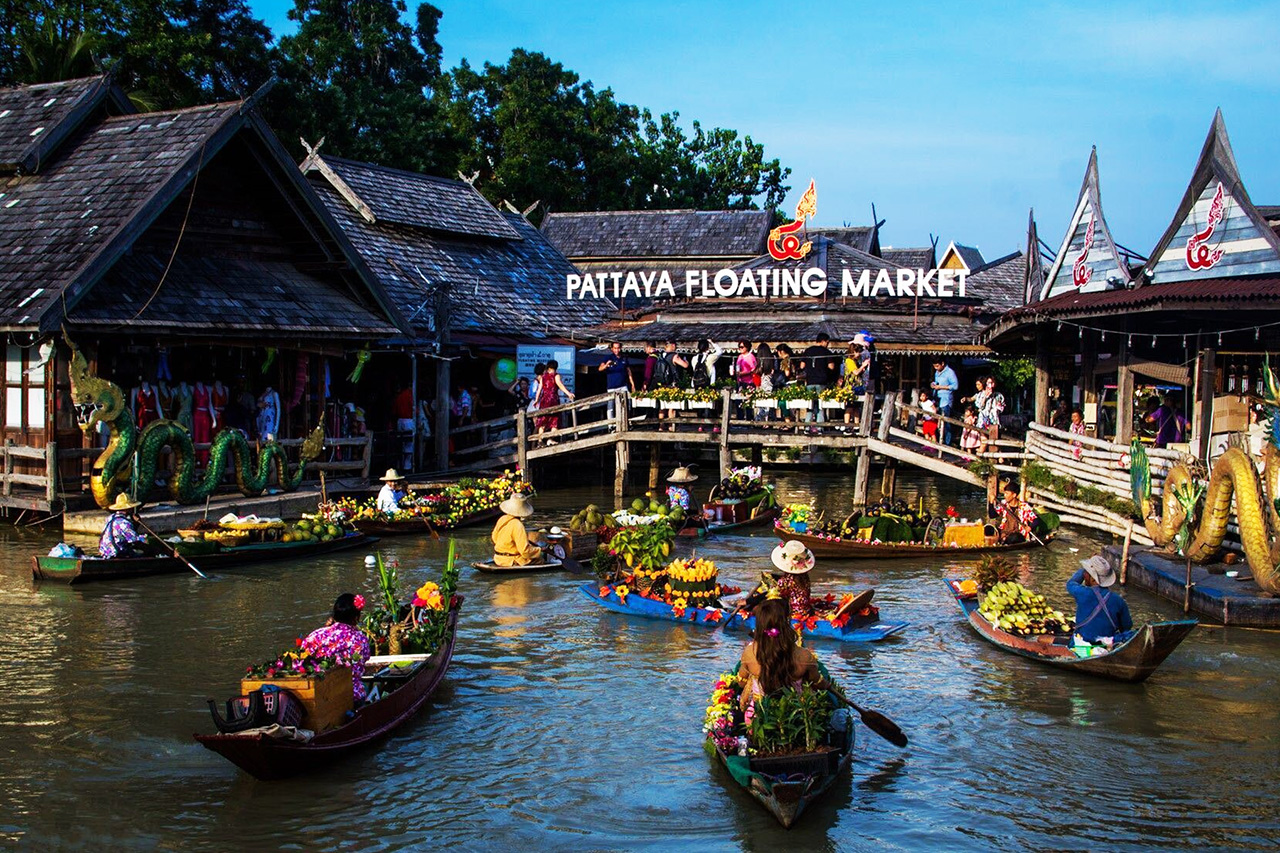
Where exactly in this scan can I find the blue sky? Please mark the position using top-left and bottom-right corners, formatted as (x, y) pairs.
(250, 0), (1280, 261)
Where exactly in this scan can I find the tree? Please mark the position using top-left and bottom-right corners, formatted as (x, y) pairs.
(267, 0), (453, 172)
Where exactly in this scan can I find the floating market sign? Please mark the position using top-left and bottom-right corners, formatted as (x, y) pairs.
(566, 267), (968, 300)
(516, 344), (576, 393)
(565, 177), (967, 300)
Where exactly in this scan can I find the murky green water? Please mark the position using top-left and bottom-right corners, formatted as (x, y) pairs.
(1, 471), (1278, 851)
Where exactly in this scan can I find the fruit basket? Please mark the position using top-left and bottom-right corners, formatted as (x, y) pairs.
(206, 530), (251, 547)
(176, 528), (207, 541)
(221, 520), (286, 531)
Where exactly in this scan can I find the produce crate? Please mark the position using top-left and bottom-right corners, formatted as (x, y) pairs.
(241, 666), (353, 732)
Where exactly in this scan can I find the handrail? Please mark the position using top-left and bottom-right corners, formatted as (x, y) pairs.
(1026, 421), (1184, 460)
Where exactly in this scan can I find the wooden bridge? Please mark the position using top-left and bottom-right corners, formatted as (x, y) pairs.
(446, 389), (1026, 508)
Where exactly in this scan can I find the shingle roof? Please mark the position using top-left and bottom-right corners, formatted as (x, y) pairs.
(0, 100), (243, 330)
(808, 226), (875, 254)
(309, 166), (611, 340)
(967, 251), (1026, 313)
(541, 209), (771, 258)
(732, 235), (905, 301)
(881, 246), (936, 270)
(954, 243), (985, 270)
(0, 75), (132, 173)
(321, 155), (520, 241)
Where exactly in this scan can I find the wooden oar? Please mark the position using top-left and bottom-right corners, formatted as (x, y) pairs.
(134, 517), (207, 579)
(421, 516), (441, 541)
(834, 694), (908, 748)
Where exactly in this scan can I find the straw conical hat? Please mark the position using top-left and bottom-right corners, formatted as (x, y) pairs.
(500, 494), (534, 518)
(108, 493), (141, 511)
(380, 468), (405, 482)
(667, 466), (698, 483)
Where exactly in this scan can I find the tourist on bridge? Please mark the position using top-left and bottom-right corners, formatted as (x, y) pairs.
(598, 341), (635, 420)
(1067, 556), (1133, 645)
(300, 593), (372, 702)
(490, 494), (546, 567)
(690, 338), (723, 388)
(801, 333), (836, 424)
(99, 494), (154, 559)
(1145, 393), (1188, 449)
(376, 469), (408, 514)
(930, 358), (959, 445)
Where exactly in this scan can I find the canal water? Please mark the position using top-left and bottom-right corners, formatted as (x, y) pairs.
(1, 471), (1278, 851)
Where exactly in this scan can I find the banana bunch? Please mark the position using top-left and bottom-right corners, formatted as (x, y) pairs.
(978, 581), (1072, 637)
(569, 504), (616, 533)
(667, 557), (717, 583)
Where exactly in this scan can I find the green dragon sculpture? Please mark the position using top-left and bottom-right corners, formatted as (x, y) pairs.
(67, 335), (324, 508)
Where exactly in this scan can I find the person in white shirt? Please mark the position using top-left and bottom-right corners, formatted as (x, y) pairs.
(376, 468), (407, 514)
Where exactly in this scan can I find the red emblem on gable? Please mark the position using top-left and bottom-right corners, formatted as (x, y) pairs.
(1186, 183), (1227, 271)
(768, 179), (816, 260)
(1072, 216), (1095, 287)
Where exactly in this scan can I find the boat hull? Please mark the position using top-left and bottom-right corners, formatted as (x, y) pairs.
(679, 490), (779, 537)
(776, 526), (1049, 559)
(353, 507), (502, 536)
(579, 583), (906, 643)
(945, 579), (1196, 682)
(194, 603), (459, 780)
(472, 559), (563, 574)
(32, 533), (378, 584)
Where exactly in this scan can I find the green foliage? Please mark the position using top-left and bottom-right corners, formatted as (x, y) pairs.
(967, 458), (995, 479)
(990, 358), (1035, 397)
(748, 684), (832, 755)
(1021, 461), (1137, 519)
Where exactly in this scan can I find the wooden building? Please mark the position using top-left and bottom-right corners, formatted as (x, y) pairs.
(0, 76), (406, 510)
(983, 110), (1280, 459)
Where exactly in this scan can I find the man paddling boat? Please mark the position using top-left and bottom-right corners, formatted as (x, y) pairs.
(1067, 556), (1133, 645)
(376, 469), (408, 514)
(99, 494), (157, 559)
(989, 479), (1041, 544)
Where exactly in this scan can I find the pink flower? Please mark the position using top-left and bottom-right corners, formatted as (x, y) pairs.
(353, 594), (365, 610)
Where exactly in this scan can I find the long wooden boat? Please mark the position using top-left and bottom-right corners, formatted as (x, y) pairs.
(31, 532), (377, 584)
(580, 582), (907, 643)
(678, 489), (780, 538)
(775, 525), (1050, 559)
(195, 600), (460, 780)
(472, 558), (563, 574)
(945, 579), (1197, 683)
(708, 708), (854, 828)
(352, 506), (502, 536)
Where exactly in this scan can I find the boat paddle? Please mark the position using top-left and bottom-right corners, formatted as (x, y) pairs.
(833, 694), (908, 748)
(134, 517), (207, 579)
(421, 516), (441, 541)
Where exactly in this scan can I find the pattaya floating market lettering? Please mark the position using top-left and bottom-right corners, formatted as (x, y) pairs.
(565, 268), (966, 300)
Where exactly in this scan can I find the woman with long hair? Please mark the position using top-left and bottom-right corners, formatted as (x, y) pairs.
(534, 359), (575, 443)
(738, 597), (836, 713)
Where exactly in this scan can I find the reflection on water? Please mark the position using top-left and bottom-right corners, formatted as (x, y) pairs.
(0, 470), (1279, 850)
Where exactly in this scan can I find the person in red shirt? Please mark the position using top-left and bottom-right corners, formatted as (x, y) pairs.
(394, 385), (415, 471)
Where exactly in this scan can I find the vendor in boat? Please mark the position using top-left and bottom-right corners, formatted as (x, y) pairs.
(740, 540), (823, 620)
(491, 493), (546, 567)
(989, 479), (1040, 544)
(737, 598), (839, 714)
(376, 468), (408, 514)
(666, 465), (701, 516)
(300, 593), (372, 703)
(1067, 556), (1133, 644)
(99, 494), (155, 559)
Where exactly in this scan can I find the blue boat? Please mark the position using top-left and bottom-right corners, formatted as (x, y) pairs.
(579, 582), (907, 643)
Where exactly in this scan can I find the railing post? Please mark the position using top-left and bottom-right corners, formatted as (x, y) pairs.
(516, 410), (528, 480)
(4, 441), (12, 497)
(45, 441), (57, 504)
(361, 434), (373, 481)
(614, 394), (628, 508)
(719, 389), (732, 479)
(876, 391), (897, 441)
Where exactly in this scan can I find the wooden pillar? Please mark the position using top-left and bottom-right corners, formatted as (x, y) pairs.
(613, 397), (628, 507)
(434, 351), (450, 472)
(409, 353), (419, 471)
(1034, 325), (1051, 425)
(516, 410), (528, 479)
(751, 445), (763, 467)
(852, 391), (879, 507)
(1080, 329), (1097, 413)
(1116, 337), (1135, 444)
(718, 389), (732, 478)
(648, 443), (660, 491)
(1196, 347), (1216, 461)
(880, 459), (897, 501)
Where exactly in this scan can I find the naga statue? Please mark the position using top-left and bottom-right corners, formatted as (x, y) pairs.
(1130, 373), (1280, 593)
(67, 334), (324, 508)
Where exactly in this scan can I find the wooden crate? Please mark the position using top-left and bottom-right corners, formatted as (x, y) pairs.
(241, 666), (353, 732)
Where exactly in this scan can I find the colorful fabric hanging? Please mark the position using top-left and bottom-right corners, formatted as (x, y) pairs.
(347, 349), (371, 383)
(261, 347), (277, 374)
(291, 354), (309, 408)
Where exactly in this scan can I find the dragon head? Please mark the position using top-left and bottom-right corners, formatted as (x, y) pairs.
(1263, 358), (1280, 450)
(64, 331), (126, 434)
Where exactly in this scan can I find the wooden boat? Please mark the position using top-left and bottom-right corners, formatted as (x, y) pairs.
(31, 532), (378, 584)
(471, 558), (563, 574)
(708, 708), (854, 828)
(195, 600), (460, 780)
(774, 525), (1051, 559)
(678, 488), (780, 538)
(945, 579), (1197, 683)
(352, 506), (502, 536)
(580, 582), (907, 643)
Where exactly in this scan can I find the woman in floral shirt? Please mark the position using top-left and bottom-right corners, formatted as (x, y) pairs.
(301, 593), (372, 703)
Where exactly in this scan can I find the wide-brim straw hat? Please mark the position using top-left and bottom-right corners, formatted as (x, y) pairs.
(667, 466), (698, 483)
(380, 468), (405, 482)
(500, 494), (534, 518)
(1082, 555), (1116, 588)
(108, 493), (141, 511)
(771, 540), (815, 574)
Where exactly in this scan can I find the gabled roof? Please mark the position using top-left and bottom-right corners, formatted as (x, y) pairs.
(0, 87), (408, 335)
(1140, 109), (1280, 285)
(939, 241), (984, 273)
(308, 161), (610, 340)
(541, 209), (771, 258)
(882, 246), (936, 270)
(0, 75), (134, 174)
(809, 226), (877, 255)
(967, 251), (1027, 313)
(309, 154), (521, 241)
(1039, 148), (1133, 300)
(1023, 209), (1046, 305)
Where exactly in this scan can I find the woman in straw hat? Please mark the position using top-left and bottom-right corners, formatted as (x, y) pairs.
(376, 469), (408, 515)
(99, 494), (152, 559)
(491, 493), (545, 567)
(665, 465), (700, 516)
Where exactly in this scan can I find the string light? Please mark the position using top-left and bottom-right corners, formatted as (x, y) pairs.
(1256, 328), (1261, 341)
(1152, 335), (1157, 347)
(1182, 335), (1187, 348)
(1078, 326), (1083, 339)
(1127, 335), (1132, 348)
(1057, 322), (1063, 332)
(1100, 331), (1106, 341)
(1219, 333), (1223, 346)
